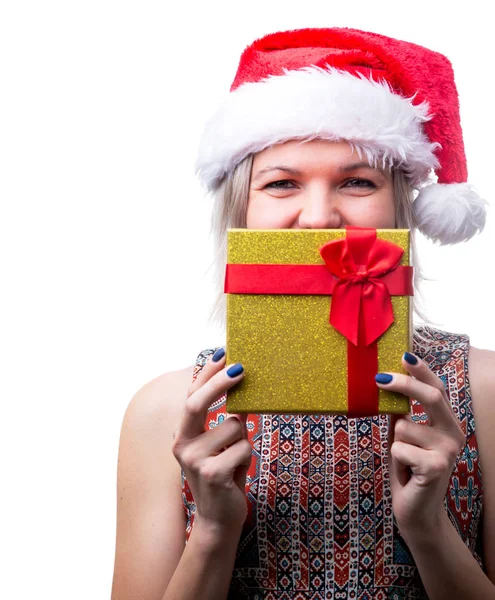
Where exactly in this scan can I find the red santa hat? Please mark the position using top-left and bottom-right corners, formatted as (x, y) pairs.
(196, 28), (486, 245)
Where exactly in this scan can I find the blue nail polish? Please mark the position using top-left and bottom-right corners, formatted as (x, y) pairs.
(375, 373), (393, 384)
(212, 348), (225, 362)
(227, 363), (244, 378)
(403, 352), (418, 365)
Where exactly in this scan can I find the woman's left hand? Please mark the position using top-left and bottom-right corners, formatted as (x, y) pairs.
(376, 353), (466, 540)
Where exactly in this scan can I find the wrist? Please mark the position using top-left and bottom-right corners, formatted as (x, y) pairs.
(190, 517), (244, 555)
(398, 509), (452, 550)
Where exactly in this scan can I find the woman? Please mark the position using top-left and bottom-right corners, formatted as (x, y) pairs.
(111, 28), (495, 599)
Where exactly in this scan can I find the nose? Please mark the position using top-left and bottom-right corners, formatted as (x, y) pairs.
(297, 188), (343, 229)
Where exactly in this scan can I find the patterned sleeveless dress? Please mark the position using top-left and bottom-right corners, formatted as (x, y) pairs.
(181, 327), (484, 599)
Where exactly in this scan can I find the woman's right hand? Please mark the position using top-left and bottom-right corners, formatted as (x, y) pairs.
(171, 350), (252, 536)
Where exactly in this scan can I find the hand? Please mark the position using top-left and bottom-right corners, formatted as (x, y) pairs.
(171, 350), (252, 537)
(376, 353), (465, 540)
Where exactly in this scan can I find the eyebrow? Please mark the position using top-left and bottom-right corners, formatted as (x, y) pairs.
(339, 162), (380, 173)
(252, 165), (301, 181)
(252, 162), (383, 181)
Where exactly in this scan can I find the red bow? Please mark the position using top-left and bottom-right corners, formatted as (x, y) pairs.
(319, 227), (404, 346)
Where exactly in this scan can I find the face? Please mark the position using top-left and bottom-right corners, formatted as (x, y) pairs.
(246, 139), (395, 230)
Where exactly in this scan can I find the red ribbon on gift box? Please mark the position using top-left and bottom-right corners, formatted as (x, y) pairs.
(225, 228), (413, 416)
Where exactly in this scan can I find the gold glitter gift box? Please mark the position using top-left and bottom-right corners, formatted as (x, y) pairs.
(225, 228), (413, 415)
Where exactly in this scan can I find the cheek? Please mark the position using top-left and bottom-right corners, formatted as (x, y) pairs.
(246, 196), (297, 228)
(348, 193), (395, 227)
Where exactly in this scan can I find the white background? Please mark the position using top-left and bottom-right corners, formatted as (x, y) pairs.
(1, 1), (493, 598)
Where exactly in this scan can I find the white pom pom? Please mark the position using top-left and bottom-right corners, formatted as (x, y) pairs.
(413, 183), (487, 245)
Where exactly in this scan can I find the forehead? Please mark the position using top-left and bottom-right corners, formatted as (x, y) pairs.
(254, 139), (362, 164)
(251, 139), (383, 174)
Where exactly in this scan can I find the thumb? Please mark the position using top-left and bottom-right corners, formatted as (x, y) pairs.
(229, 412), (248, 439)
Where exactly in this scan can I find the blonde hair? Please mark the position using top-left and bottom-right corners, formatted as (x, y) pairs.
(209, 154), (427, 326)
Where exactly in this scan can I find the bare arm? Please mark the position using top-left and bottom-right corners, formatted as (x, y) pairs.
(469, 347), (495, 580)
(111, 368), (192, 600)
(399, 511), (494, 599)
(380, 348), (495, 599)
(111, 354), (251, 600)
(399, 346), (495, 598)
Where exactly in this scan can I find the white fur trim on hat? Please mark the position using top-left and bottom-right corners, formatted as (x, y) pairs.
(414, 183), (487, 244)
(196, 67), (440, 191)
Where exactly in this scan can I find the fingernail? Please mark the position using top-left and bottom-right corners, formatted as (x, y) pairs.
(375, 373), (393, 384)
(212, 348), (225, 362)
(403, 352), (418, 365)
(227, 363), (244, 378)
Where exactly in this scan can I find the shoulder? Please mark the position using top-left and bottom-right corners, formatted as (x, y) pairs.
(468, 346), (495, 405)
(124, 366), (194, 429)
(117, 365), (195, 493)
(467, 346), (495, 446)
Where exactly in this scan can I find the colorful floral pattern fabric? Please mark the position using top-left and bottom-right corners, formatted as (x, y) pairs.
(181, 328), (483, 599)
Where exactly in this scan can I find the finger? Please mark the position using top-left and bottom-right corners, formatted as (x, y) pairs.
(390, 439), (460, 484)
(233, 439), (253, 489)
(376, 372), (454, 428)
(178, 363), (245, 441)
(387, 414), (413, 490)
(389, 447), (411, 489)
(202, 438), (253, 487)
(390, 440), (427, 471)
(393, 415), (441, 449)
(229, 439), (253, 489)
(229, 413), (248, 440)
(233, 454), (252, 490)
(402, 352), (449, 397)
(402, 352), (461, 423)
(188, 347), (227, 396)
(387, 413), (404, 455)
(387, 413), (416, 451)
(188, 415), (245, 456)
